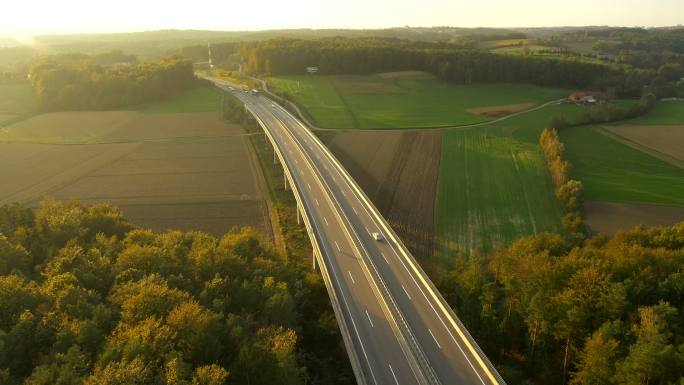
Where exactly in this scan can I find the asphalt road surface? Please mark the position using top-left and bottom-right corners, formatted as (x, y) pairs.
(207, 78), (505, 385)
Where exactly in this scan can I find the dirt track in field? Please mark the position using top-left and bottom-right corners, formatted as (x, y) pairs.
(0, 114), (18, 124)
(0, 112), (271, 238)
(327, 130), (441, 258)
(584, 201), (684, 235)
(604, 124), (684, 161)
(467, 103), (534, 117)
(376, 71), (433, 78)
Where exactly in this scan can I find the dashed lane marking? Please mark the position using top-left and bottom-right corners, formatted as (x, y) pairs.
(365, 310), (374, 328)
(429, 329), (442, 349)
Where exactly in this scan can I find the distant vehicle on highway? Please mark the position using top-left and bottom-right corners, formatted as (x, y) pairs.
(271, 104), (276, 108)
(372, 232), (383, 241)
(251, 89), (259, 95)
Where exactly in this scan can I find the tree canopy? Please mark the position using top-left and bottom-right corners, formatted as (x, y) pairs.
(29, 54), (197, 111)
(0, 200), (353, 385)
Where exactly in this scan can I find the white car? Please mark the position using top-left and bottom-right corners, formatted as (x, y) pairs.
(372, 232), (383, 241)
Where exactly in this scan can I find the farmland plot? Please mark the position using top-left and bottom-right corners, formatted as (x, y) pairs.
(0, 87), (271, 238)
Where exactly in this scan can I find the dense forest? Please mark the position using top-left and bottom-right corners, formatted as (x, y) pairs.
(547, 27), (684, 71)
(0, 200), (353, 385)
(1, 202), (682, 385)
(235, 37), (657, 96)
(432, 223), (684, 385)
(29, 53), (196, 111)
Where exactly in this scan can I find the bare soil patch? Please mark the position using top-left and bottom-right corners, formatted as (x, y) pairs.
(336, 81), (405, 94)
(584, 201), (684, 236)
(0, 114), (18, 124)
(376, 71), (433, 79)
(328, 130), (442, 258)
(467, 103), (534, 117)
(604, 125), (684, 160)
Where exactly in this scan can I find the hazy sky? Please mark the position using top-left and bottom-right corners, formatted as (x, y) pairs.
(3, 0), (683, 35)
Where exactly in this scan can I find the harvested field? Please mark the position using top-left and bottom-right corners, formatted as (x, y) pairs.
(604, 125), (684, 161)
(327, 131), (441, 258)
(0, 111), (138, 143)
(583, 201), (684, 236)
(467, 103), (533, 117)
(0, 111), (243, 144)
(0, 111), (271, 238)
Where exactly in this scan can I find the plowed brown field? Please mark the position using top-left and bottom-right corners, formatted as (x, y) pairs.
(0, 112), (270, 238)
(327, 130), (441, 258)
(604, 124), (684, 161)
(583, 201), (684, 235)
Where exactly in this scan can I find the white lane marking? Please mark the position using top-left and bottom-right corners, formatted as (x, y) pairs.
(315, 199), (320, 206)
(429, 329), (442, 349)
(381, 252), (389, 264)
(352, 207), (358, 215)
(348, 271), (355, 284)
(324, 217), (329, 226)
(295, 159), (299, 165)
(389, 365), (399, 385)
(365, 310), (374, 328)
(335, 241), (341, 251)
(365, 227), (370, 235)
(402, 285), (412, 300)
(342, 190), (346, 197)
(307, 183), (311, 190)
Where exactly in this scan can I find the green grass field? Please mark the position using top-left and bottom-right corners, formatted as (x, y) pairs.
(561, 126), (684, 206)
(434, 106), (573, 259)
(140, 86), (221, 113)
(270, 74), (568, 129)
(621, 101), (684, 125)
